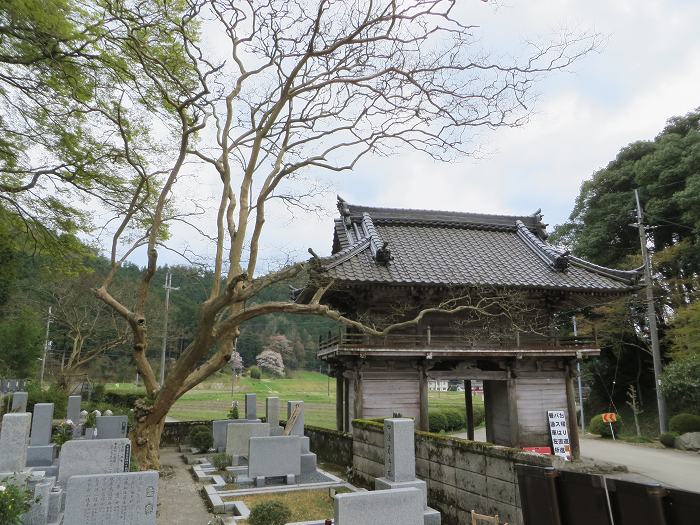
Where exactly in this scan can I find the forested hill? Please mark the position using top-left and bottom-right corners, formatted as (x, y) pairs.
(0, 228), (335, 382)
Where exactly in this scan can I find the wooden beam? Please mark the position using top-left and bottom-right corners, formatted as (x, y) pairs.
(430, 370), (508, 381)
(464, 380), (474, 441)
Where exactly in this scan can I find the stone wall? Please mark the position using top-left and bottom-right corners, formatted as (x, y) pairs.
(352, 419), (557, 525)
(304, 424), (353, 468)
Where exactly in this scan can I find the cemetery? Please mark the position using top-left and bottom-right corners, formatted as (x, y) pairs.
(3, 1), (700, 523)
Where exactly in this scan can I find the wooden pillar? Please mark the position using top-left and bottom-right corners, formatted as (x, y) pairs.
(507, 376), (520, 448)
(336, 373), (344, 432)
(565, 367), (581, 459)
(344, 374), (351, 431)
(419, 365), (429, 431)
(353, 365), (363, 423)
(483, 381), (493, 443)
(464, 380), (475, 440)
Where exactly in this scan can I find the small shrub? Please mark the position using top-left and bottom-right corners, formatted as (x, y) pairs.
(669, 413), (700, 434)
(190, 426), (213, 453)
(443, 408), (466, 431)
(660, 432), (679, 448)
(249, 366), (262, 380)
(228, 401), (239, 420)
(52, 421), (74, 448)
(428, 410), (448, 433)
(0, 478), (34, 525)
(212, 453), (233, 471)
(472, 404), (486, 427)
(589, 414), (622, 438)
(248, 501), (291, 525)
(92, 384), (107, 402)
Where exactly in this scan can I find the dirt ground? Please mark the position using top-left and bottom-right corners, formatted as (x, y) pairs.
(157, 447), (213, 525)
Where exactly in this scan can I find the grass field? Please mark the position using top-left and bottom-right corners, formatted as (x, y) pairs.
(108, 370), (479, 429)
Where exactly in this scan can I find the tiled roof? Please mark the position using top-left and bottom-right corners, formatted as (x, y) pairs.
(315, 197), (641, 292)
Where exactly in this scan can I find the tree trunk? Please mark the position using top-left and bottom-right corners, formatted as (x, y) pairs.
(130, 414), (166, 470)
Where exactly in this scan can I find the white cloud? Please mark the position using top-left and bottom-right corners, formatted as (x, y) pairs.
(129, 0), (700, 269)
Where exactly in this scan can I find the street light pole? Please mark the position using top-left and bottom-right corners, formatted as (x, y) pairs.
(634, 189), (668, 434)
(39, 306), (53, 388)
(159, 270), (179, 386)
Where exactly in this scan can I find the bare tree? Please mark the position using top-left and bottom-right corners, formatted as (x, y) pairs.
(92, 0), (595, 468)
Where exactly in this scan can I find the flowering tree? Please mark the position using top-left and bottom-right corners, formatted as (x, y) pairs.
(256, 350), (285, 377)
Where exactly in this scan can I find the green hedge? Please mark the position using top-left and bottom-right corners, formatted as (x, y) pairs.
(428, 411), (449, 432)
(103, 391), (144, 408)
(428, 406), (485, 433)
(669, 413), (700, 434)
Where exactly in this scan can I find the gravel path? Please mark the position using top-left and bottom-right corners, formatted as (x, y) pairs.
(157, 447), (213, 525)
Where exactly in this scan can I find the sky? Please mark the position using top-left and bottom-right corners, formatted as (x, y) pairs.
(123, 0), (700, 273)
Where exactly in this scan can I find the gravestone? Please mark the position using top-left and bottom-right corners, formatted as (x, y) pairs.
(335, 487), (424, 525)
(225, 422), (269, 462)
(57, 438), (131, 484)
(374, 418), (441, 524)
(245, 393), (257, 420)
(66, 396), (81, 423)
(266, 397), (282, 435)
(212, 419), (261, 452)
(30, 404), (54, 445)
(0, 412), (32, 473)
(11, 391), (28, 412)
(46, 486), (64, 524)
(23, 477), (53, 525)
(63, 471), (158, 525)
(27, 403), (57, 467)
(248, 436), (301, 486)
(96, 415), (129, 439)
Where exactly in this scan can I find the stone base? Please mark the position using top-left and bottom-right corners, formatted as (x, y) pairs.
(300, 436), (311, 453)
(424, 507), (441, 525)
(375, 477), (427, 508)
(26, 444), (57, 467)
(301, 452), (317, 474)
(252, 474), (296, 487)
(270, 426), (284, 436)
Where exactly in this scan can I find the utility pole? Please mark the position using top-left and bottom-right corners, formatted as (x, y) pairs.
(39, 306), (53, 388)
(573, 316), (585, 433)
(634, 189), (668, 434)
(159, 270), (179, 386)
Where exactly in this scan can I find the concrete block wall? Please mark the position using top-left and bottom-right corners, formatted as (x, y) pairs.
(352, 419), (556, 525)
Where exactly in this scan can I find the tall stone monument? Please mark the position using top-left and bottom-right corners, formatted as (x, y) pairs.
(374, 418), (441, 525)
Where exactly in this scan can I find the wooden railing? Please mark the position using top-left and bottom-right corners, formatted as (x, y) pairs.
(318, 330), (594, 353)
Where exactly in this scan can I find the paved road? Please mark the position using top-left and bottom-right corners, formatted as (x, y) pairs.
(580, 437), (700, 492)
(450, 429), (700, 492)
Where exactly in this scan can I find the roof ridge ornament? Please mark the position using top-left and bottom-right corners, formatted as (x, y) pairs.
(516, 220), (569, 272)
(362, 212), (393, 266)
